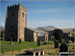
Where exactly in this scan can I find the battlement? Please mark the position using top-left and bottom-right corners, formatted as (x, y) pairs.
(7, 3), (26, 11)
(8, 4), (18, 7)
(7, 4), (19, 10)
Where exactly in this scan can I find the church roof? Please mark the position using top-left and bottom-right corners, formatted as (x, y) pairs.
(26, 27), (48, 37)
(26, 27), (47, 33)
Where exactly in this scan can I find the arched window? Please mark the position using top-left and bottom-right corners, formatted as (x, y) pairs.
(22, 13), (24, 17)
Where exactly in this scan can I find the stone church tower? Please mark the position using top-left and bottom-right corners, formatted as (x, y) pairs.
(5, 4), (27, 41)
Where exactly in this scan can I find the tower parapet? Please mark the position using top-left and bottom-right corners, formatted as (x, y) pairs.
(7, 4), (19, 11)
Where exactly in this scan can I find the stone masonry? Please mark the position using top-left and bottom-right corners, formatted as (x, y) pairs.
(5, 4), (27, 41)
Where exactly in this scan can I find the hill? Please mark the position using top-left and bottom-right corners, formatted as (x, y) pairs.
(36, 26), (74, 33)
(61, 28), (75, 33)
(36, 26), (56, 32)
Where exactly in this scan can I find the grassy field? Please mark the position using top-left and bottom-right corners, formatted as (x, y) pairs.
(0, 40), (74, 55)
(1, 41), (53, 53)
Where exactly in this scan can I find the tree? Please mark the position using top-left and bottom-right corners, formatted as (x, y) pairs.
(54, 29), (63, 43)
(54, 29), (63, 48)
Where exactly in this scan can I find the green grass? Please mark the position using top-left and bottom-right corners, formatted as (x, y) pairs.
(0, 40), (74, 55)
(1, 41), (53, 53)
(1, 41), (35, 52)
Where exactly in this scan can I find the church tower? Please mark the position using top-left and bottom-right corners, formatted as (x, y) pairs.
(5, 4), (27, 41)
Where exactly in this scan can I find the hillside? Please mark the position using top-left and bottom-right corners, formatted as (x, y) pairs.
(61, 28), (75, 33)
(36, 26), (74, 33)
(36, 26), (56, 32)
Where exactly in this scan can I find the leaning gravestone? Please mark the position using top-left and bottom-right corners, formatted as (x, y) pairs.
(37, 39), (40, 46)
(60, 43), (68, 56)
(19, 39), (21, 43)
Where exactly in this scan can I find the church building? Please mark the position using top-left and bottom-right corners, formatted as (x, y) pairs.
(4, 4), (48, 42)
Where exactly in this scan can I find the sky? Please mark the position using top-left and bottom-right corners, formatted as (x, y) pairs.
(1, 0), (75, 28)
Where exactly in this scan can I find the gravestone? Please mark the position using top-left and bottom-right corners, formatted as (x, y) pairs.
(10, 41), (13, 45)
(66, 39), (69, 44)
(60, 43), (68, 56)
(54, 40), (59, 48)
(71, 37), (74, 42)
(19, 39), (21, 43)
(59, 38), (62, 43)
(37, 39), (40, 46)
(65, 38), (69, 46)
(44, 42), (47, 45)
(10, 38), (13, 45)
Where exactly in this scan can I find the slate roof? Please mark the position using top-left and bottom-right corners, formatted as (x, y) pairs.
(26, 27), (47, 37)
(27, 27), (47, 33)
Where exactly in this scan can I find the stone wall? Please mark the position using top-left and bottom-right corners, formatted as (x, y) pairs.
(18, 4), (27, 41)
(25, 28), (38, 42)
(25, 28), (34, 41)
(34, 32), (38, 42)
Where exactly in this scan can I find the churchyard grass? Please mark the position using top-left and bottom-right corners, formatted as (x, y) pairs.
(1, 41), (53, 53)
(1, 40), (74, 55)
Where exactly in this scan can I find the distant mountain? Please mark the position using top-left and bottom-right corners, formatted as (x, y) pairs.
(46, 26), (55, 28)
(36, 26), (56, 32)
(36, 26), (75, 32)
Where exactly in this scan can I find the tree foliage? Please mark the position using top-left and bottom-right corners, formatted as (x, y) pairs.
(54, 29), (63, 40)
(54, 29), (63, 48)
